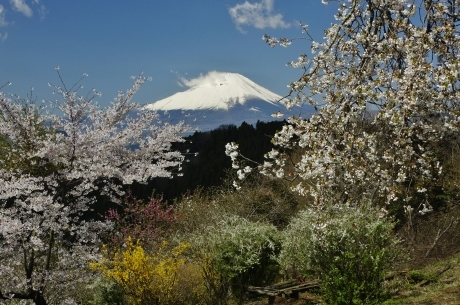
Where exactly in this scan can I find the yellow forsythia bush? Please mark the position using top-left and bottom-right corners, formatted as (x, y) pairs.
(91, 238), (205, 305)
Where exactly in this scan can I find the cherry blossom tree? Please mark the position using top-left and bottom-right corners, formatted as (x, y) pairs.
(229, 0), (460, 213)
(0, 71), (188, 304)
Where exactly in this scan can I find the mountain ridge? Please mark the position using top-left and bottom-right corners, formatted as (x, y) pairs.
(144, 71), (282, 111)
(142, 71), (309, 132)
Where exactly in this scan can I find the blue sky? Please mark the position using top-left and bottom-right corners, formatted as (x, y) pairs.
(1, 0), (339, 107)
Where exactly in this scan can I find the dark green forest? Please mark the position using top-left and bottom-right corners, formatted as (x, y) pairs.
(131, 120), (286, 201)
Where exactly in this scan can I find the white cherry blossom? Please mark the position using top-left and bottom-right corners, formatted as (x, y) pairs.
(228, 0), (460, 212)
(0, 73), (188, 304)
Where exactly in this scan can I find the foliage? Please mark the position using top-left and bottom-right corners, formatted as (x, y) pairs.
(172, 188), (223, 237)
(173, 171), (304, 247)
(169, 261), (207, 305)
(0, 72), (187, 304)
(106, 193), (178, 250)
(279, 201), (400, 305)
(91, 239), (199, 305)
(85, 278), (127, 305)
(212, 171), (303, 228)
(94, 194), (203, 305)
(223, 2), (460, 302)
(407, 270), (437, 284)
(228, 0), (460, 212)
(193, 215), (281, 305)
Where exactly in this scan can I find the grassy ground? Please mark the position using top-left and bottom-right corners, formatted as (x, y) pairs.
(382, 254), (460, 305)
(245, 253), (460, 304)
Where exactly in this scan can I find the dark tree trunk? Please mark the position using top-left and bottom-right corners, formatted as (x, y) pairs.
(32, 290), (48, 305)
(0, 288), (47, 305)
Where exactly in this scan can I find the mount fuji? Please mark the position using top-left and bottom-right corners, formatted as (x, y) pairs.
(143, 71), (307, 132)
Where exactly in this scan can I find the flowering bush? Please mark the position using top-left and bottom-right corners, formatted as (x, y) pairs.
(279, 200), (400, 305)
(91, 239), (199, 305)
(94, 194), (204, 305)
(193, 215), (281, 304)
(106, 193), (178, 250)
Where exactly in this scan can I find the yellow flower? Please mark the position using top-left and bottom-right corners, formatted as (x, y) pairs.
(91, 238), (196, 305)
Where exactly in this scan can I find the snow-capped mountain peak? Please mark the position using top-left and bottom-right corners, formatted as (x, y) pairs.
(144, 71), (282, 111)
(140, 71), (312, 132)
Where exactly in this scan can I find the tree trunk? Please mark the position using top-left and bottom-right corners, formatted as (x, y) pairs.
(32, 290), (48, 305)
(0, 289), (47, 305)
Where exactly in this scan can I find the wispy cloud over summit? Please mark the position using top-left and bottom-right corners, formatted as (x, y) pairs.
(228, 0), (290, 33)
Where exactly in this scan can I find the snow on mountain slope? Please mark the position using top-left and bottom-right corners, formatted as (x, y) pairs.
(142, 71), (312, 132)
(144, 71), (282, 111)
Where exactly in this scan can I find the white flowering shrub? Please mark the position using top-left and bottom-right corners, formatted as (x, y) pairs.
(228, 0), (460, 212)
(280, 201), (399, 305)
(192, 215), (281, 305)
(0, 72), (188, 304)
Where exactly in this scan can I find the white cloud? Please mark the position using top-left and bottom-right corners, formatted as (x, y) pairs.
(37, 3), (47, 20)
(0, 32), (8, 42)
(10, 0), (33, 17)
(180, 71), (225, 88)
(228, 0), (290, 32)
(0, 5), (9, 27)
(33, 0), (47, 20)
(0, 1), (46, 41)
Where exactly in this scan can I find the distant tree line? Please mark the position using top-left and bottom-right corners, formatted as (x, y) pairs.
(130, 120), (286, 201)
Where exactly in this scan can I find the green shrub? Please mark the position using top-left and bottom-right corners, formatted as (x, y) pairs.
(280, 201), (400, 305)
(86, 278), (127, 305)
(193, 215), (281, 305)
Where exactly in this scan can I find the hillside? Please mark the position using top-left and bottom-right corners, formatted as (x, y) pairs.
(243, 254), (460, 305)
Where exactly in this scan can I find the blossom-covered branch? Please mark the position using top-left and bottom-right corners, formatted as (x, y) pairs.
(228, 0), (460, 212)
